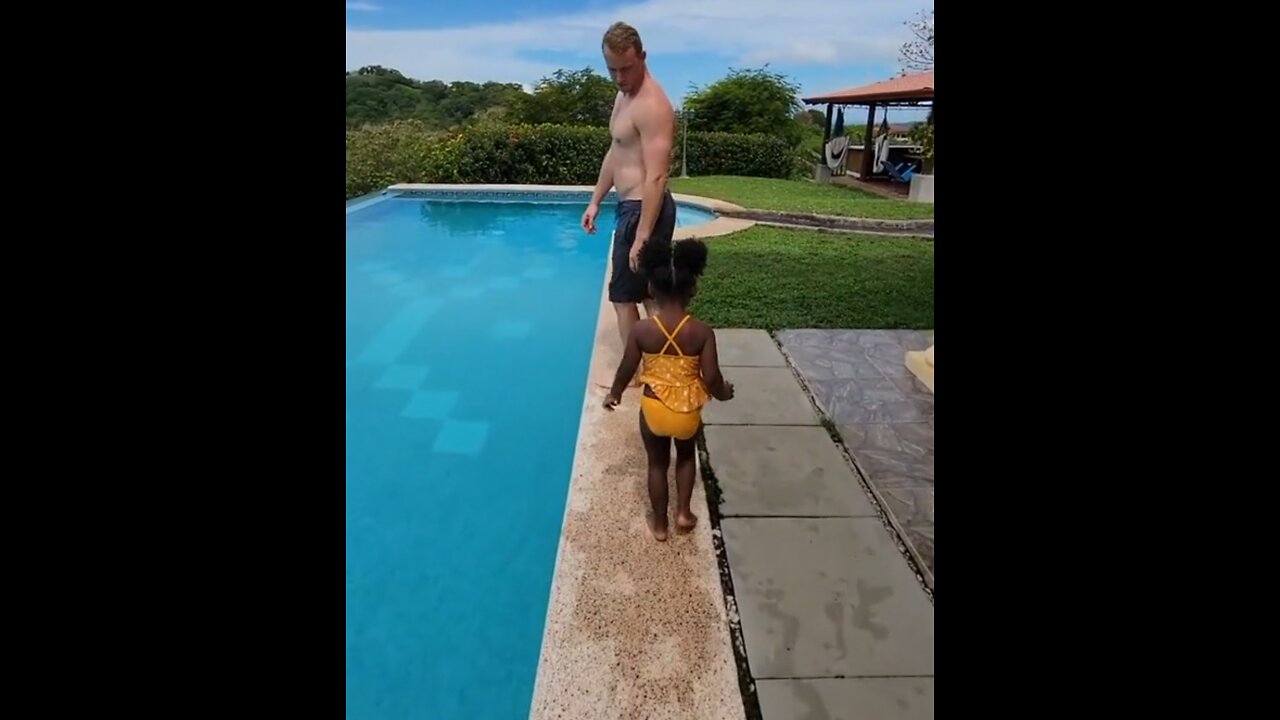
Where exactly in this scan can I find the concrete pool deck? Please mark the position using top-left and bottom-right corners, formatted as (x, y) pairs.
(530, 313), (937, 720)
(529, 260), (746, 720)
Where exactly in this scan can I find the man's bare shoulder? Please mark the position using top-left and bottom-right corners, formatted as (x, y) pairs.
(640, 81), (673, 113)
(633, 87), (674, 133)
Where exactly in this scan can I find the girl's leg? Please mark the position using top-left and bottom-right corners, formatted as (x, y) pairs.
(639, 408), (671, 541)
(673, 433), (698, 533)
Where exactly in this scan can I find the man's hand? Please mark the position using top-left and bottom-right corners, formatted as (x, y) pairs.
(582, 203), (599, 234)
(629, 236), (645, 271)
(602, 392), (621, 410)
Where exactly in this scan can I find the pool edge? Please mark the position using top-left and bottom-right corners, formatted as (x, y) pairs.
(345, 189), (401, 215)
(527, 243), (747, 720)
(383, 184), (756, 239)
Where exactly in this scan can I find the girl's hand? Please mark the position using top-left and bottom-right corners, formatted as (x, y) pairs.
(602, 393), (621, 410)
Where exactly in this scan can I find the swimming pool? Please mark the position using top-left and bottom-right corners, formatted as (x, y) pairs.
(346, 194), (713, 718)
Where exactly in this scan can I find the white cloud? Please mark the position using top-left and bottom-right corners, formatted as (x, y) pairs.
(346, 0), (915, 85)
(346, 2), (380, 11)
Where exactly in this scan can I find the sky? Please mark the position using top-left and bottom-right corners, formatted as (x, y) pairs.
(346, 0), (932, 123)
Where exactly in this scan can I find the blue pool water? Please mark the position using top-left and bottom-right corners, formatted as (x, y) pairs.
(346, 196), (714, 719)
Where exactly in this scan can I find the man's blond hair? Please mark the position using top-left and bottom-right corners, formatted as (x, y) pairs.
(602, 22), (644, 55)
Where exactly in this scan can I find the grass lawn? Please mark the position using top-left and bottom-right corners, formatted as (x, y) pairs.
(670, 175), (934, 220)
(689, 226), (934, 331)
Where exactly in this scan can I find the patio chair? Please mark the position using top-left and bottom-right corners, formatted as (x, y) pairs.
(883, 159), (917, 183)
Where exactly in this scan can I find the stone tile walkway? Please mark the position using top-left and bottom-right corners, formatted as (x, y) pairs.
(703, 330), (934, 720)
(776, 330), (935, 586)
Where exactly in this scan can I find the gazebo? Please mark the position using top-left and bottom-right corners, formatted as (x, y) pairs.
(805, 71), (936, 388)
(802, 71), (933, 179)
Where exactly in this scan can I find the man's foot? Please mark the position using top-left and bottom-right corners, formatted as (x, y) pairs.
(647, 513), (669, 542)
(675, 512), (698, 534)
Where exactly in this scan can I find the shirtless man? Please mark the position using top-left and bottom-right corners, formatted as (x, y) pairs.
(581, 22), (677, 384)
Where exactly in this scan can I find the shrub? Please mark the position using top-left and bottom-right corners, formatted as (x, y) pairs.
(345, 119), (447, 197)
(346, 122), (796, 197)
(448, 123), (611, 184)
(909, 111), (934, 173)
(671, 131), (792, 179)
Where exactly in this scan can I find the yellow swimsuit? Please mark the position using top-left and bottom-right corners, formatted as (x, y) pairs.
(638, 315), (711, 440)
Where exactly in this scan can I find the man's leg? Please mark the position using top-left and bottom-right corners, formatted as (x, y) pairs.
(614, 301), (641, 347)
(597, 203), (650, 388)
(613, 299), (657, 344)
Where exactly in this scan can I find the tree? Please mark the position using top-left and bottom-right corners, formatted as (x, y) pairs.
(437, 80), (524, 126)
(794, 109), (827, 127)
(510, 68), (616, 127)
(899, 10), (934, 171)
(344, 68), (522, 130)
(899, 9), (934, 73)
(684, 67), (802, 146)
(356, 65), (404, 78)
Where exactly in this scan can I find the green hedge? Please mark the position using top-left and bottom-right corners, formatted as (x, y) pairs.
(345, 119), (452, 198)
(346, 121), (794, 198)
(672, 131), (793, 180)
(448, 124), (611, 185)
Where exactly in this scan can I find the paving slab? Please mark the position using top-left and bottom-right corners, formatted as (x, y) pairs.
(778, 330), (933, 384)
(888, 373), (934, 421)
(776, 329), (935, 584)
(720, 517), (933, 678)
(838, 424), (934, 482)
(703, 367), (819, 426)
(713, 329), (788, 367)
(756, 678), (934, 720)
(703, 426), (876, 517)
(804, 377), (927, 425)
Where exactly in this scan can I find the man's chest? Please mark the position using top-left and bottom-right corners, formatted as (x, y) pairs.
(610, 101), (640, 145)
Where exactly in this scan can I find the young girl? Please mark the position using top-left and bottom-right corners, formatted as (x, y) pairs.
(603, 238), (734, 541)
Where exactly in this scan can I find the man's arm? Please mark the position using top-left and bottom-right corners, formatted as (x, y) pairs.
(591, 94), (623, 207)
(589, 146), (615, 206)
(604, 325), (644, 407)
(632, 100), (675, 250)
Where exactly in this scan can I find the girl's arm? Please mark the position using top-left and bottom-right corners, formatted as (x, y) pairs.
(700, 330), (735, 401)
(603, 325), (644, 408)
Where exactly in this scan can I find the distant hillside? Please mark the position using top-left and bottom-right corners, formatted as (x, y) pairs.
(345, 65), (525, 130)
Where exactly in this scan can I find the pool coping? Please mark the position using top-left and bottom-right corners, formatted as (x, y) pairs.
(385, 183), (756, 239)
(725, 209), (935, 238)
(345, 190), (398, 215)
(527, 249), (746, 719)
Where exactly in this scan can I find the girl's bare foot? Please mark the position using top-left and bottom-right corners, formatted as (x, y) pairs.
(647, 514), (669, 542)
(675, 512), (698, 534)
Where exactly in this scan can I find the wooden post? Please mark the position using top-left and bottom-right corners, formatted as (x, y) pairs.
(860, 103), (877, 178)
